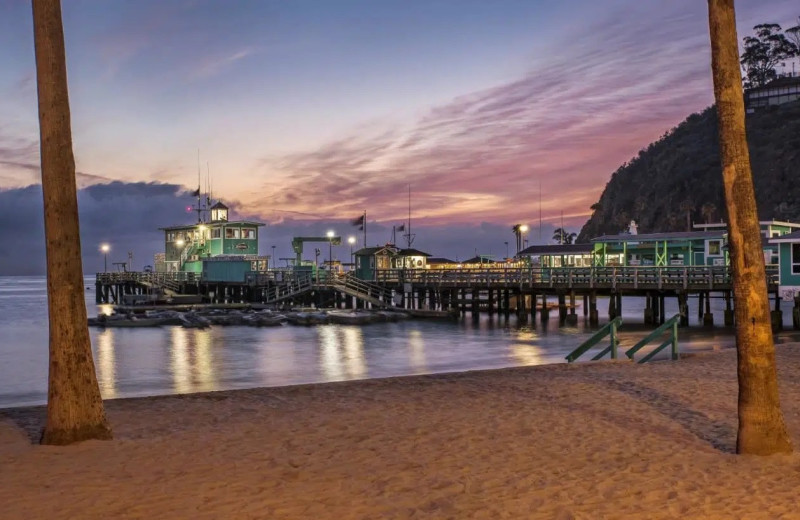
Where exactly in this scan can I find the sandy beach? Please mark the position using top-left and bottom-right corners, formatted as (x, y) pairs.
(3, 346), (800, 519)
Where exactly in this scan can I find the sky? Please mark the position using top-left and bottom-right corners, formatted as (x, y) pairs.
(0, 0), (798, 273)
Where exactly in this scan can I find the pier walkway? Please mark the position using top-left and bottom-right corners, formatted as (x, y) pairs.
(95, 266), (792, 329)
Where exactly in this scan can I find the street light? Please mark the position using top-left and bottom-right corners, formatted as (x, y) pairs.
(271, 245), (276, 270)
(512, 224), (529, 254)
(100, 243), (110, 272)
(504, 241), (509, 259)
(326, 230), (335, 271)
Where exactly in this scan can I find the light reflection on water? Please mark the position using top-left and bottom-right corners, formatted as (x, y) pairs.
(318, 326), (366, 380)
(96, 329), (116, 398)
(1, 275), (800, 408)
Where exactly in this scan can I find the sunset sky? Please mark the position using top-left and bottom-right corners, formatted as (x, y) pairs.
(0, 0), (798, 271)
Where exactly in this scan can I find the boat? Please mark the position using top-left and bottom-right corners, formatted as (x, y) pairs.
(93, 317), (168, 328)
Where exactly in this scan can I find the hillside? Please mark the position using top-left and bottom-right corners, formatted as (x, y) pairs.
(578, 101), (800, 241)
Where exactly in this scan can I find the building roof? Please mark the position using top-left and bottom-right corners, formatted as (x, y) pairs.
(427, 257), (458, 264)
(746, 75), (800, 93)
(159, 220), (264, 231)
(517, 244), (593, 256)
(353, 246), (397, 256)
(397, 248), (431, 257)
(769, 230), (800, 243)
(694, 220), (800, 230)
(210, 201), (228, 210)
(461, 256), (496, 264)
(591, 231), (723, 243)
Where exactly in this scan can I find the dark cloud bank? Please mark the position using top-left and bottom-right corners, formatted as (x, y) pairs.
(0, 182), (566, 275)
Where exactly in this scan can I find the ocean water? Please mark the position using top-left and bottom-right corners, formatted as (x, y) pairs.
(1, 276), (797, 408)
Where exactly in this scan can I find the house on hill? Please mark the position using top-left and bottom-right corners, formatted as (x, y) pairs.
(744, 75), (800, 113)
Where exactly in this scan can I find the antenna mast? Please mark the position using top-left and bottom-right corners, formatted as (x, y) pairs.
(404, 184), (415, 248)
(196, 149), (202, 223)
(538, 178), (542, 242)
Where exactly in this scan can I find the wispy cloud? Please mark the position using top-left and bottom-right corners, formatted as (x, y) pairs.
(251, 0), (715, 228)
(191, 47), (256, 80)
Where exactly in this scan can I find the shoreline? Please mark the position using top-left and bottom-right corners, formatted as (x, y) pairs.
(3, 345), (800, 518)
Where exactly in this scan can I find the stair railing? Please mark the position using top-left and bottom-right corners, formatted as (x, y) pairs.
(565, 317), (623, 363)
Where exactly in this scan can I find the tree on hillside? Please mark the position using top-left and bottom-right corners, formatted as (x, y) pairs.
(32, 0), (112, 445)
(786, 18), (800, 56)
(701, 202), (718, 223)
(740, 23), (795, 88)
(707, 0), (792, 455)
(679, 199), (694, 231)
(552, 228), (576, 244)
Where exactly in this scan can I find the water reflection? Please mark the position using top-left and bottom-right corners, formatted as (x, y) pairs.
(96, 329), (116, 398)
(408, 329), (427, 371)
(342, 327), (366, 378)
(509, 328), (544, 365)
(318, 325), (366, 380)
(170, 327), (217, 394)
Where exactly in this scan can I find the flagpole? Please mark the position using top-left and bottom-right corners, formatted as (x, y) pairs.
(407, 184), (411, 249)
(363, 210), (367, 247)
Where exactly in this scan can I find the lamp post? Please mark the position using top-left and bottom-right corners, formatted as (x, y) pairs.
(271, 245), (276, 270)
(100, 243), (110, 272)
(504, 241), (509, 259)
(326, 230), (335, 271)
(175, 239), (185, 272)
(512, 224), (529, 254)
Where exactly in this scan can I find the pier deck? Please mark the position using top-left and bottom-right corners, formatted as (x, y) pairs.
(94, 266), (792, 329)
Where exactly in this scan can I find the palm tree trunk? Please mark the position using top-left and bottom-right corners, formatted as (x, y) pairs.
(707, 0), (791, 455)
(32, 0), (112, 445)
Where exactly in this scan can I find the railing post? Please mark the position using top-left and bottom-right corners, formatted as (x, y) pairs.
(671, 320), (679, 360)
(610, 321), (618, 359)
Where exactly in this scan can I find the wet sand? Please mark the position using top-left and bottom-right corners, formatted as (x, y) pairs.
(2, 345), (800, 519)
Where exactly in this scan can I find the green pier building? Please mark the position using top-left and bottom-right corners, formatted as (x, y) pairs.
(157, 201), (266, 277)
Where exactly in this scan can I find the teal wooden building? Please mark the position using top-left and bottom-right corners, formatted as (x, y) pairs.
(516, 244), (594, 267)
(590, 230), (725, 267)
(353, 246), (431, 281)
(770, 231), (800, 299)
(157, 201), (266, 278)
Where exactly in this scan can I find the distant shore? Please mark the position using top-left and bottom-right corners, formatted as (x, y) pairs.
(3, 345), (800, 518)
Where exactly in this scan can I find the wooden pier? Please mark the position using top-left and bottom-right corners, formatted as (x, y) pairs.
(95, 265), (794, 330)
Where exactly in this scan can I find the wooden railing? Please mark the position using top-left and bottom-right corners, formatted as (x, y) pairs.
(565, 317), (622, 363)
(625, 314), (681, 363)
(372, 266), (779, 290)
(98, 265), (780, 295)
(96, 271), (201, 285)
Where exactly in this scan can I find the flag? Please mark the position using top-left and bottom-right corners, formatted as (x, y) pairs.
(351, 214), (364, 226)
(397, 224), (405, 232)
(358, 225), (364, 231)
(191, 188), (201, 197)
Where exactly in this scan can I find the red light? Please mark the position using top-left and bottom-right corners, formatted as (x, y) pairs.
(186, 206), (192, 212)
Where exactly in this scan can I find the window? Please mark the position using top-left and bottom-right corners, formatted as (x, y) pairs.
(241, 228), (256, 239)
(793, 243), (800, 275)
(708, 240), (721, 256)
(225, 228), (240, 239)
(167, 232), (176, 241)
(211, 228), (221, 239)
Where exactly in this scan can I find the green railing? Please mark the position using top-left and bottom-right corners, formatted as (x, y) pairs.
(625, 314), (681, 363)
(565, 317), (622, 363)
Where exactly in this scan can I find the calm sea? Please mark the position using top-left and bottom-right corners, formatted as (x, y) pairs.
(1, 276), (796, 408)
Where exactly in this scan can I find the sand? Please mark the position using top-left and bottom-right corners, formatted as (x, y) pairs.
(3, 346), (800, 519)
